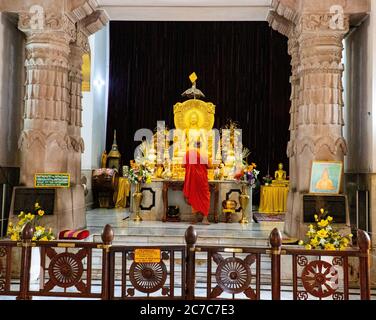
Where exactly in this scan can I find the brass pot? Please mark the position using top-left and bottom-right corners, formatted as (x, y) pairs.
(222, 200), (237, 211)
(239, 184), (250, 224)
(133, 183), (143, 222)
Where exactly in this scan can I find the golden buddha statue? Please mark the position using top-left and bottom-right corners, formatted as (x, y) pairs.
(171, 73), (216, 179)
(186, 111), (206, 149)
(189, 111), (199, 127)
(272, 163), (289, 185)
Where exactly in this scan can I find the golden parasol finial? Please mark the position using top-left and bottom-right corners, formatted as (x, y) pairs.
(182, 72), (205, 99)
(189, 72), (198, 84)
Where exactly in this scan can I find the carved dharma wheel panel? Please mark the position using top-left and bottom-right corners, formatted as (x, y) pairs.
(296, 255), (344, 300)
(209, 252), (258, 299)
(129, 262), (168, 294)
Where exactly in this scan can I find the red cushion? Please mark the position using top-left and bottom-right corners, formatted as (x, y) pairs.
(59, 229), (90, 240)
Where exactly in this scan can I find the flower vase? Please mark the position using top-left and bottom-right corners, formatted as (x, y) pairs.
(239, 184), (250, 224)
(133, 183), (143, 222)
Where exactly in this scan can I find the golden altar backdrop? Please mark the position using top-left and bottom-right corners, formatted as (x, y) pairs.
(259, 185), (289, 214)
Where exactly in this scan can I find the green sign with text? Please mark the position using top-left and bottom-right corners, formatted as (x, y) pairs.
(34, 173), (70, 188)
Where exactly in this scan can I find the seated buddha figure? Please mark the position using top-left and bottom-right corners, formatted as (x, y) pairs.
(186, 112), (209, 151)
(189, 111), (199, 128)
(315, 168), (335, 191)
(172, 83), (216, 178)
(272, 163), (288, 185)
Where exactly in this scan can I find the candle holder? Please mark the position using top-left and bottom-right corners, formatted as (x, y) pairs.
(133, 183), (143, 222)
(239, 183), (250, 224)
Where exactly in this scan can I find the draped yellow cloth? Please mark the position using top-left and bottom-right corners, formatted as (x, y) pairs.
(114, 177), (131, 208)
(259, 185), (289, 214)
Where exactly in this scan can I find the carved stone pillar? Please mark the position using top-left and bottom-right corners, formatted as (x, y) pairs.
(18, 30), (72, 185)
(17, 13), (87, 230)
(2, 0), (108, 234)
(285, 30), (300, 235)
(65, 35), (89, 230)
(67, 33), (88, 185)
(287, 13), (349, 238)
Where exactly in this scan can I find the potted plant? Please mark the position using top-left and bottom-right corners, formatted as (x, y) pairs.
(7, 203), (55, 282)
(128, 163), (152, 222)
(234, 163), (260, 189)
(263, 174), (273, 186)
(298, 208), (353, 250)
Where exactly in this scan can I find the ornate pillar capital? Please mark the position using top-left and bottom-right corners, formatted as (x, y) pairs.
(296, 11), (349, 78)
(18, 10), (77, 43)
(75, 29), (90, 54)
(267, 10), (294, 38)
(296, 11), (350, 49)
(297, 11), (350, 35)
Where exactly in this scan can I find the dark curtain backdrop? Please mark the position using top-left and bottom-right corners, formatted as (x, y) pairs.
(106, 21), (291, 179)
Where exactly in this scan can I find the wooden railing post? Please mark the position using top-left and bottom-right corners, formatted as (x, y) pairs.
(101, 224), (114, 300)
(17, 222), (34, 300)
(357, 229), (371, 300)
(269, 228), (282, 300)
(185, 226), (197, 300)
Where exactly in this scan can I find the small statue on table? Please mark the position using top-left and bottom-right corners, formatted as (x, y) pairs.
(272, 163), (289, 186)
(155, 164), (164, 178)
(101, 150), (108, 168)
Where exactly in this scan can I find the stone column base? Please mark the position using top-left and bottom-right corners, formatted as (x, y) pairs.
(9, 186), (86, 234)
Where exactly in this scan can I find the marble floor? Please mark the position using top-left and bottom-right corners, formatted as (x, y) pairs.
(86, 208), (286, 246)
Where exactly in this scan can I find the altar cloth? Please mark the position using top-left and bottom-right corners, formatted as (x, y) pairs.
(259, 185), (289, 214)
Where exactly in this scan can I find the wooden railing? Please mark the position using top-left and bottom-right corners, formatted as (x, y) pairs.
(0, 223), (371, 300)
(185, 227), (371, 300)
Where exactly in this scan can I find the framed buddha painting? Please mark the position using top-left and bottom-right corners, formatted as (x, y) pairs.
(309, 161), (343, 194)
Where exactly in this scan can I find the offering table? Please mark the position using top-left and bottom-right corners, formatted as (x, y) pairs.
(129, 179), (252, 223)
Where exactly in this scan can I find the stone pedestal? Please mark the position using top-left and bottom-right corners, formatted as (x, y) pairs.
(9, 185), (86, 231)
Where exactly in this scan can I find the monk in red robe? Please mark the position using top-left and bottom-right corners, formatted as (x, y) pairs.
(183, 143), (211, 225)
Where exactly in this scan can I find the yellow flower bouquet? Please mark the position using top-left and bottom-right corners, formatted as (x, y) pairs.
(298, 208), (353, 251)
(7, 202), (55, 241)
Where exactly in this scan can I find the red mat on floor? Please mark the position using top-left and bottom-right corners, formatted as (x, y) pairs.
(253, 212), (285, 222)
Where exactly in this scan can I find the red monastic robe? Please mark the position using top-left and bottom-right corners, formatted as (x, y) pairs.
(183, 149), (210, 216)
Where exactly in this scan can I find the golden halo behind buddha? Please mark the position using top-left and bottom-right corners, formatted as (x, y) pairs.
(174, 99), (215, 131)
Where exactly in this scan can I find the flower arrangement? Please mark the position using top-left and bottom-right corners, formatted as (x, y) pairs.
(221, 120), (241, 153)
(298, 208), (353, 251)
(7, 203), (55, 241)
(263, 174), (273, 185)
(128, 163), (153, 184)
(234, 163), (260, 189)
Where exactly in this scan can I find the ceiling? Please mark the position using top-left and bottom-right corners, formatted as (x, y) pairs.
(96, 0), (273, 21)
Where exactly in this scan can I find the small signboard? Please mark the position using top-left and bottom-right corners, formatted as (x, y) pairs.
(134, 249), (161, 263)
(34, 173), (70, 188)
